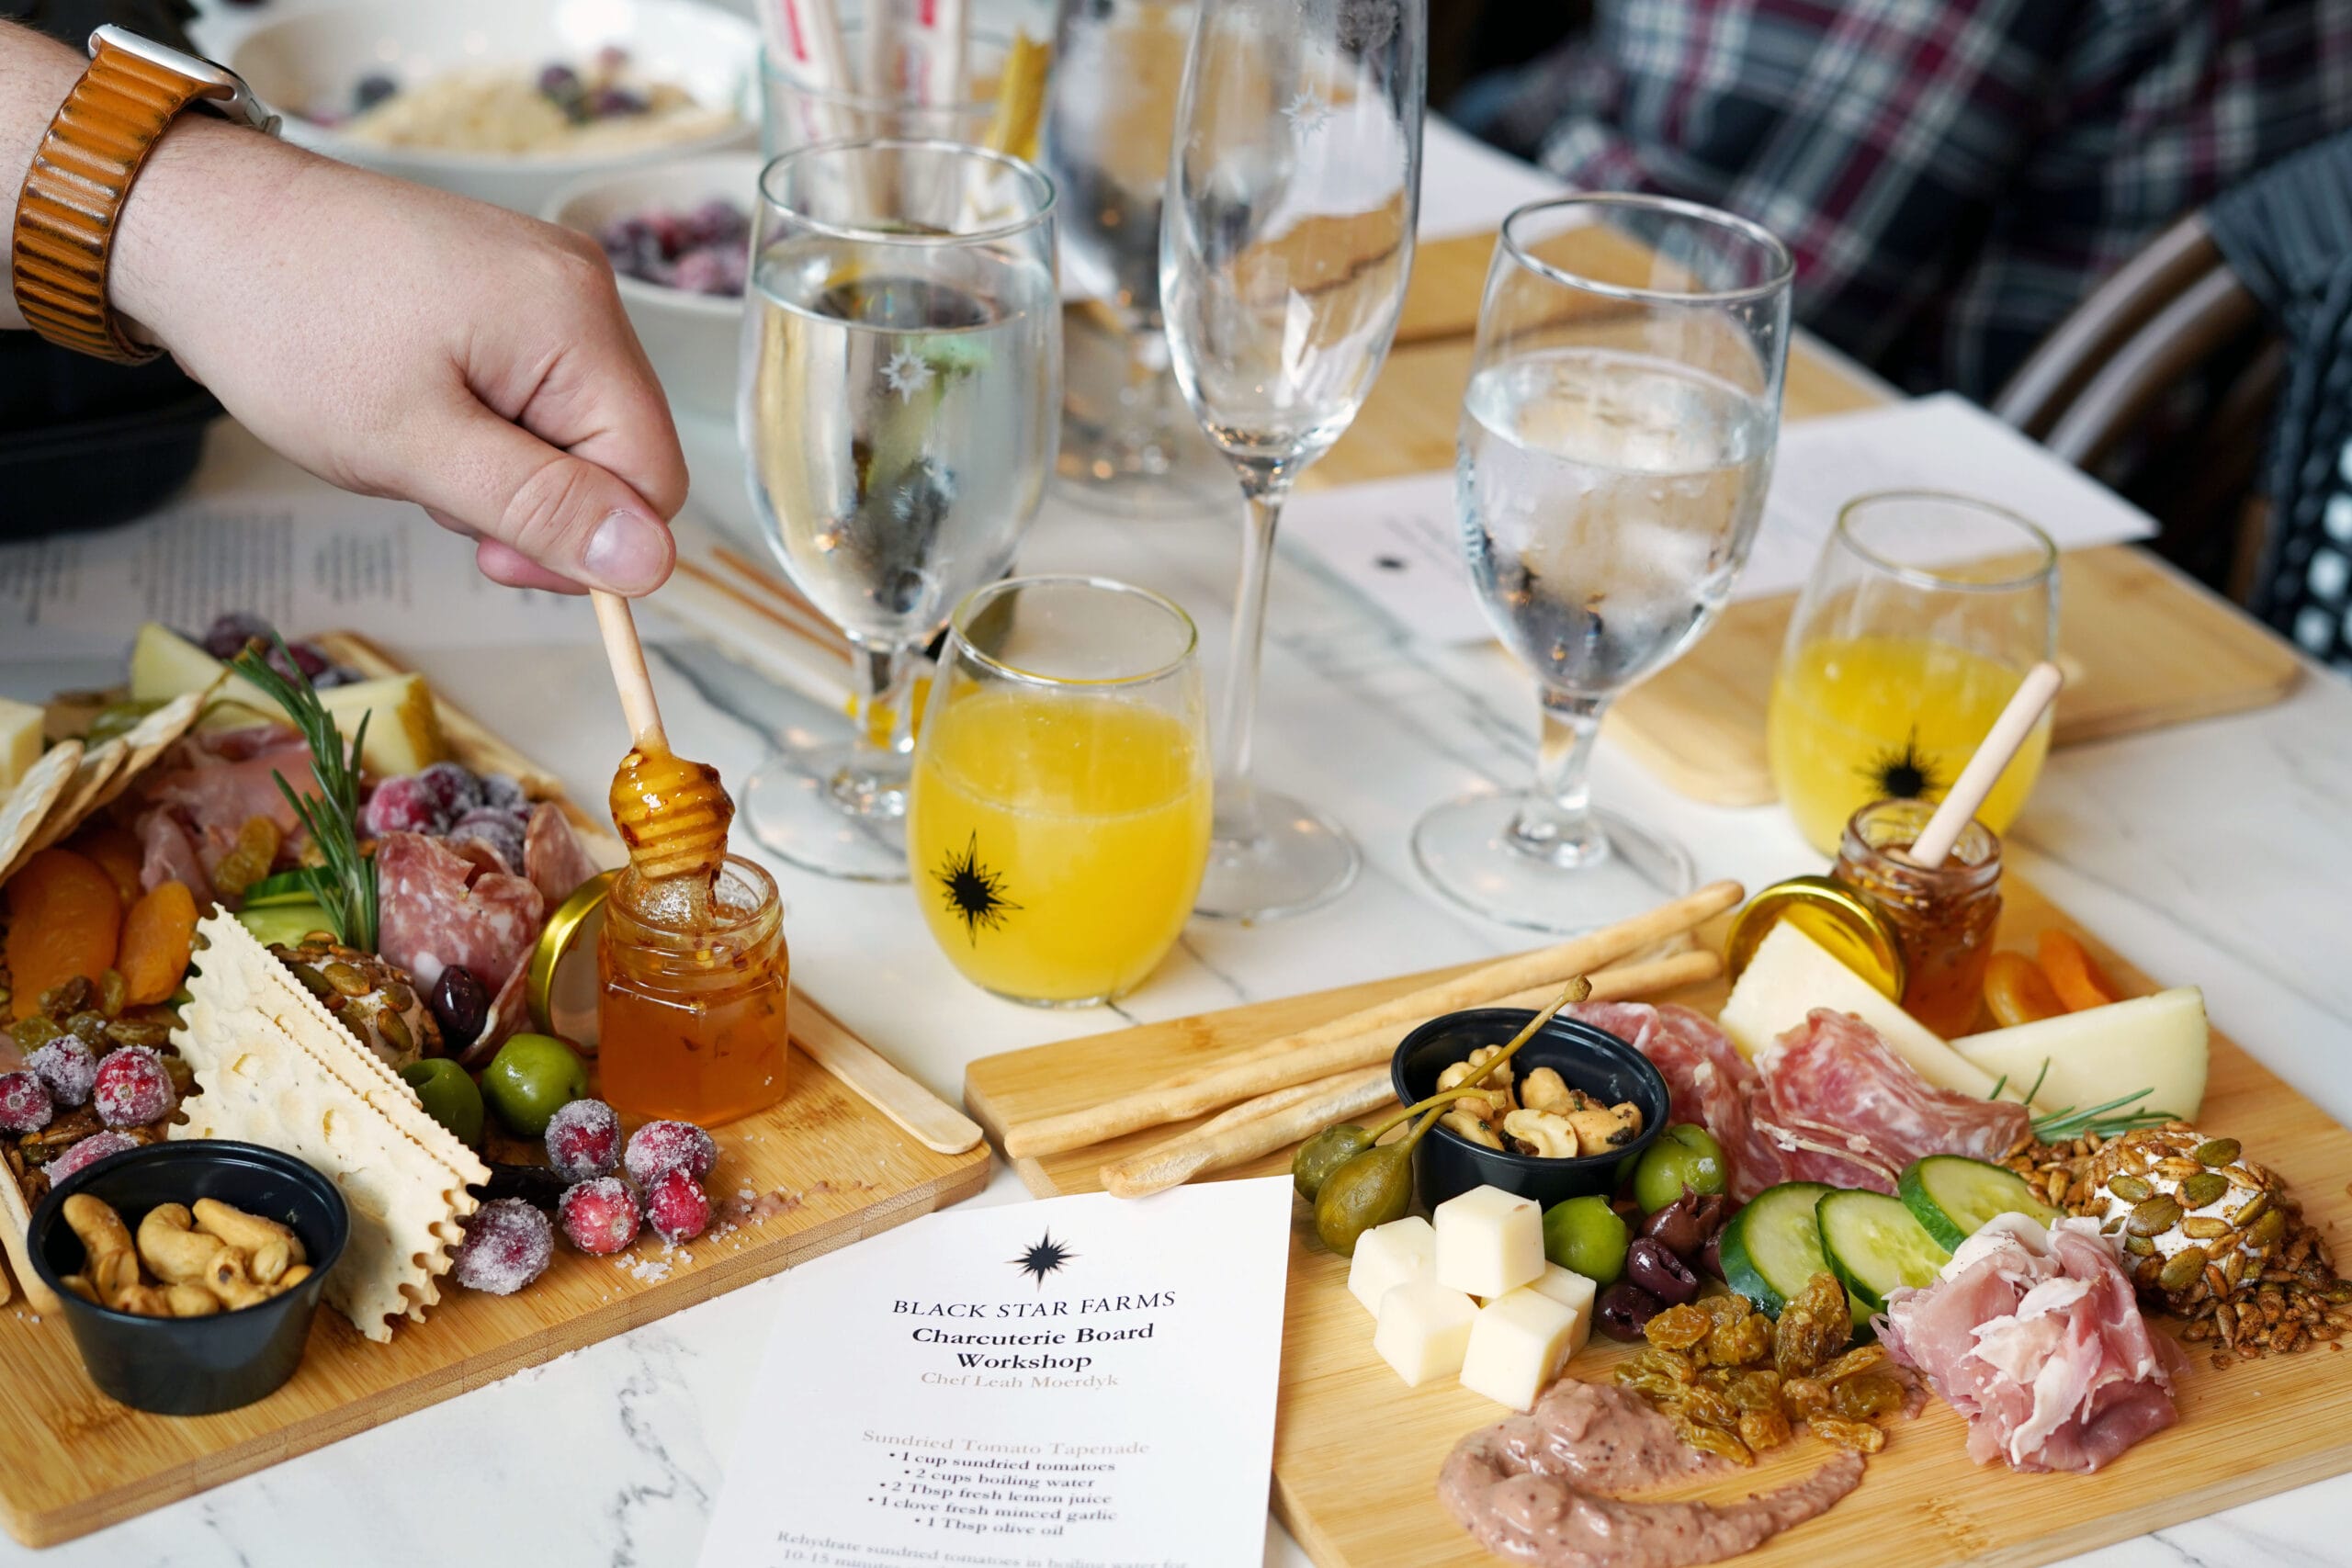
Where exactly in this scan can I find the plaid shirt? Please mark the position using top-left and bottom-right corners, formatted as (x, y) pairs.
(1472, 0), (2352, 400)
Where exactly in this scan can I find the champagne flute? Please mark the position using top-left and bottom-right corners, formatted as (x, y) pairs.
(1160, 0), (1425, 919)
(736, 140), (1060, 882)
(1412, 194), (1792, 931)
(1041, 0), (1226, 513)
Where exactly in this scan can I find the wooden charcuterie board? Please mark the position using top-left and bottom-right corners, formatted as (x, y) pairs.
(0, 639), (989, 1549)
(963, 878), (2352, 1568)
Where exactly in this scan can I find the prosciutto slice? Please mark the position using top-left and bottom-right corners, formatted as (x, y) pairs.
(139, 729), (316, 877)
(135, 807), (216, 905)
(1573, 1004), (2030, 1199)
(1879, 1214), (2182, 1472)
(375, 831), (544, 994)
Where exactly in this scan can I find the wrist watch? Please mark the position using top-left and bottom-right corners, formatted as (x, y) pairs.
(11, 25), (280, 364)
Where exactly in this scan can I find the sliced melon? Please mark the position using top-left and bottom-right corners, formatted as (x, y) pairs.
(0, 697), (44, 790)
(1951, 987), (2208, 1124)
(1720, 919), (2011, 1100)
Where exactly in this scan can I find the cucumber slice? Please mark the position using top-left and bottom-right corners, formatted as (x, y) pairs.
(1816, 1190), (1951, 1315)
(241, 870), (320, 907)
(1898, 1155), (2062, 1252)
(1716, 1181), (1837, 1317)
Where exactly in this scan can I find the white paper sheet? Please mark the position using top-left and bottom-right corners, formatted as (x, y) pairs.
(0, 449), (601, 660)
(1285, 393), (2159, 645)
(696, 1178), (1294, 1568)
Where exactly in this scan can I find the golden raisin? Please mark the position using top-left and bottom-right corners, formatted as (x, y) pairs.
(1672, 1419), (1752, 1466)
(1829, 1374), (1904, 1420)
(1773, 1272), (1853, 1378)
(1780, 1377), (1832, 1420)
(1701, 1311), (1773, 1368)
(1737, 1408), (1792, 1451)
(1724, 1369), (1783, 1413)
(1644, 1303), (1714, 1351)
(1815, 1345), (1892, 1383)
(1808, 1416), (1888, 1454)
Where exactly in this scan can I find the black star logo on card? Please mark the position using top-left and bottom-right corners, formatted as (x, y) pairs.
(1857, 726), (1945, 801)
(1011, 1231), (1075, 1288)
(935, 831), (1021, 944)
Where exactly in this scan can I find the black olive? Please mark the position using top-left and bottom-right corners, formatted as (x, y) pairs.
(1595, 1280), (1663, 1341)
(471, 1162), (569, 1211)
(1699, 1198), (1743, 1280)
(430, 964), (491, 1052)
(1641, 1187), (1732, 1264)
(1626, 1235), (1701, 1305)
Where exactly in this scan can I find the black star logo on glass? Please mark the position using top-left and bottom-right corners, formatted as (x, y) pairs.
(936, 830), (1021, 944)
(1011, 1230), (1075, 1288)
(1857, 726), (1944, 801)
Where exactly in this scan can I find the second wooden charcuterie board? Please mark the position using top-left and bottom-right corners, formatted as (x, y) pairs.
(964, 880), (2352, 1568)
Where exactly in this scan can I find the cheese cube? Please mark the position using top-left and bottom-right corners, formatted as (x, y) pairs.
(1374, 1278), (1478, 1387)
(0, 698), (41, 792)
(1433, 1186), (1544, 1298)
(1460, 1287), (1582, 1410)
(1348, 1215), (1435, 1317)
(1524, 1263), (1597, 1359)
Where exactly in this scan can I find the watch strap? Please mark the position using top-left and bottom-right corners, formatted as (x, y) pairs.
(11, 39), (210, 364)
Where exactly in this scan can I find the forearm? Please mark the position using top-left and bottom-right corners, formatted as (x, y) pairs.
(0, 19), (83, 332)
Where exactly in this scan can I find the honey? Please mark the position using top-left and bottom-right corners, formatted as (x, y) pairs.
(1831, 797), (2002, 1038)
(596, 856), (791, 1124)
(608, 739), (734, 886)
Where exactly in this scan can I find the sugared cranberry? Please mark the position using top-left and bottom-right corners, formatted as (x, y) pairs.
(625, 1120), (716, 1186)
(0, 1072), (52, 1134)
(201, 612), (276, 660)
(45, 1131), (139, 1185)
(545, 1098), (620, 1182)
(28, 1037), (96, 1108)
(92, 1046), (175, 1128)
(479, 773), (528, 813)
(446, 809), (526, 873)
(415, 761), (484, 820)
(558, 1177), (640, 1256)
(429, 965), (491, 1054)
(362, 775), (441, 837)
(453, 1199), (555, 1294)
(643, 1167), (711, 1244)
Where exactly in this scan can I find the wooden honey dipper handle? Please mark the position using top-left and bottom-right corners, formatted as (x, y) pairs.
(594, 592), (667, 752)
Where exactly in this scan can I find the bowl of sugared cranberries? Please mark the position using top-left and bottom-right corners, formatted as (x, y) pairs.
(545, 151), (762, 419)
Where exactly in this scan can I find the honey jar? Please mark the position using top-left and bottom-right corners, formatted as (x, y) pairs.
(596, 856), (791, 1124)
(1831, 798), (2002, 1038)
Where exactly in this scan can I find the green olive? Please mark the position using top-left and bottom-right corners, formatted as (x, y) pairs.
(1294, 1123), (1375, 1203)
(1542, 1195), (1631, 1286)
(1633, 1123), (1726, 1213)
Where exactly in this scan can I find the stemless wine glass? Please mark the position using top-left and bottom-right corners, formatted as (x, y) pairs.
(738, 139), (1060, 882)
(1767, 491), (2060, 855)
(908, 575), (1211, 1006)
(1161, 0), (1426, 919)
(1041, 0), (1227, 513)
(1413, 194), (1793, 932)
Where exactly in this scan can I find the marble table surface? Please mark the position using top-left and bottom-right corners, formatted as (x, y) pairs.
(3, 419), (2348, 1568)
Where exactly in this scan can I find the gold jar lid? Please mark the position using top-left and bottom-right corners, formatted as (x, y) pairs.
(1724, 875), (1907, 1001)
(527, 869), (616, 1039)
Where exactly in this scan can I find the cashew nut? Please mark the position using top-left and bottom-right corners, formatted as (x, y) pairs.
(1503, 1108), (1581, 1159)
(193, 1198), (301, 1282)
(1566, 1101), (1646, 1157)
(1442, 1106), (1507, 1150)
(1438, 1050), (1518, 1117)
(61, 1194), (141, 1307)
(137, 1203), (241, 1289)
(1520, 1068), (1593, 1116)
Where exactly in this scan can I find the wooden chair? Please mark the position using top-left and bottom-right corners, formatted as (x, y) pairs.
(1991, 215), (2281, 597)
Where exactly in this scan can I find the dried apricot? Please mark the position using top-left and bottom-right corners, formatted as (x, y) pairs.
(1984, 951), (2064, 1029)
(64, 826), (144, 910)
(6, 850), (121, 1021)
(119, 881), (199, 1006)
(2037, 931), (2120, 1013)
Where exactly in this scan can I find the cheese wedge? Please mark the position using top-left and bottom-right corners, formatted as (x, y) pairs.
(1721, 919), (2010, 1100)
(1952, 987), (2208, 1124)
(0, 698), (42, 791)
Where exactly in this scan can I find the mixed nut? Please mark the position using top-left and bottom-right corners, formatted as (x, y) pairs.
(1436, 1049), (1645, 1158)
(57, 1192), (311, 1318)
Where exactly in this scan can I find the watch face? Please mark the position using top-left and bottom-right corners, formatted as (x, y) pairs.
(90, 24), (281, 134)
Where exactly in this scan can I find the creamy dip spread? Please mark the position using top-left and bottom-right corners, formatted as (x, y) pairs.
(1439, 1381), (1863, 1568)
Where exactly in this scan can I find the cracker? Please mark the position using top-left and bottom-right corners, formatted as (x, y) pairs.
(172, 913), (489, 1342)
(0, 1160), (52, 1315)
(86, 690), (206, 816)
(0, 742), (83, 888)
(20, 738), (126, 858)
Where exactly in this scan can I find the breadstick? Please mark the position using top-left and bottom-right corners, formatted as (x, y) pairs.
(1102, 1068), (1396, 1199)
(1004, 942), (1725, 1160)
(1107, 1066), (1387, 1193)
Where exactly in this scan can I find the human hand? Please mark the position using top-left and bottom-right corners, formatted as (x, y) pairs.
(107, 120), (685, 594)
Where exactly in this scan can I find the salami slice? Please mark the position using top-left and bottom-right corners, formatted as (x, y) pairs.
(1572, 1000), (1789, 1199)
(376, 831), (545, 993)
(524, 803), (603, 907)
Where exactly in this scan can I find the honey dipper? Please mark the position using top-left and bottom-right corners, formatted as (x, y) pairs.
(593, 592), (735, 886)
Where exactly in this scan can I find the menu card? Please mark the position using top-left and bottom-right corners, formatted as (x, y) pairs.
(697, 1178), (1295, 1568)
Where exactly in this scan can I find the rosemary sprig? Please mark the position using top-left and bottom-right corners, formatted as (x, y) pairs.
(2030, 1087), (2176, 1143)
(1984, 1060), (2052, 1108)
(228, 637), (377, 952)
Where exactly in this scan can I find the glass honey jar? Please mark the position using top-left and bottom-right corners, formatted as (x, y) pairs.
(597, 856), (791, 1124)
(1832, 798), (2002, 1038)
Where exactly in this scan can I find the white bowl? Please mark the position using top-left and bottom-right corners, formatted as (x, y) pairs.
(546, 151), (763, 422)
(230, 0), (761, 215)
